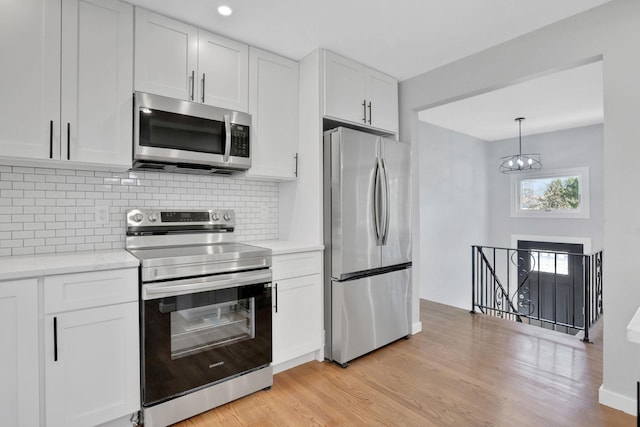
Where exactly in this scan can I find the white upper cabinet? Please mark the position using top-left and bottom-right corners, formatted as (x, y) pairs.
(323, 51), (367, 126)
(198, 30), (249, 111)
(62, 0), (134, 166)
(365, 67), (399, 133)
(0, 0), (61, 160)
(323, 50), (398, 133)
(135, 9), (249, 112)
(134, 8), (197, 101)
(246, 47), (299, 180)
(0, 0), (133, 168)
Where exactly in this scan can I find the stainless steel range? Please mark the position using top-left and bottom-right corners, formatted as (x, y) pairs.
(125, 208), (273, 427)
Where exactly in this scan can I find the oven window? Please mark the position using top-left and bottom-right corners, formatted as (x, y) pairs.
(139, 109), (225, 154)
(170, 298), (255, 359)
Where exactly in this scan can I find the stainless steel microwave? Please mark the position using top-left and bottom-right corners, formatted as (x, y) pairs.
(132, 92), (251, 175)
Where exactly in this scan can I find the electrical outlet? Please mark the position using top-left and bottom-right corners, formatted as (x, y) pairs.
(95, 206), (109, 225)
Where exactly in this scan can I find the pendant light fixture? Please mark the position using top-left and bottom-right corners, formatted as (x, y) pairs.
(499, 117), (542, 173)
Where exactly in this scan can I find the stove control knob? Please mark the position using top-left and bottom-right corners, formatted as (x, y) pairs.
(223, 212), (231, 221)
(148, 213), (158, 222)
(211, 212), (220, 221)
(131, 213), (143, 223)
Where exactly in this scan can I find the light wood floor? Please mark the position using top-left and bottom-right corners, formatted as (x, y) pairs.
(174, 300), (634, 426)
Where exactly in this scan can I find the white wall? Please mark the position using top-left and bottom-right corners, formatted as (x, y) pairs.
(418, 122), (489, 309)
(487, 124), (604, 250)
(399, 0), (640, 414)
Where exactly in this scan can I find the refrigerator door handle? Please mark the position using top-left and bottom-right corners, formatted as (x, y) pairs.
(381, 158), (390, 245)
(373, 158), (383, 245)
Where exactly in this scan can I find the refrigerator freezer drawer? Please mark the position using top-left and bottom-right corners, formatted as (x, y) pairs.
(331, 267), (411, 365)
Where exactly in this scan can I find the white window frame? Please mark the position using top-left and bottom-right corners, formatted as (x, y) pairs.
(510, 167), (590, 219)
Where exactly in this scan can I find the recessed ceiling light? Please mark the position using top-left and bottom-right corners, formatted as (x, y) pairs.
(218, 5), (232, 16)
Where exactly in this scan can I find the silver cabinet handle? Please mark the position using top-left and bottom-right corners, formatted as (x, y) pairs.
(368, 101), (372, 125)
(201, 73), (206, 103)
(362, 99), (367, 123)
(294, 153), (298, 177)
(190, 70), (195, 101)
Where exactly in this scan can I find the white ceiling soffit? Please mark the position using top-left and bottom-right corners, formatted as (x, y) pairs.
(417, 61), (604, 141)
(126, 0), (612, 81)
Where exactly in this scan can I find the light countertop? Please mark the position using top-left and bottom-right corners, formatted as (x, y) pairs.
(0, 249), (139, 281)
(248, 240), (324, 256)
(0, 242), (324, 281)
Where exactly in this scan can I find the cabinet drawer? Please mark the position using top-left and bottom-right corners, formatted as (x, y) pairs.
(45, 268), (138, 314)
(272, 251), (322, 281)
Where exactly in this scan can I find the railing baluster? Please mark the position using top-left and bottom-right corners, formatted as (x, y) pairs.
(506, 248), (510, 317)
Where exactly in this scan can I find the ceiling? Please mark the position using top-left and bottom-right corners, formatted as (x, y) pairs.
(127, 0), (612, 81)
(417, 61), (604, 141)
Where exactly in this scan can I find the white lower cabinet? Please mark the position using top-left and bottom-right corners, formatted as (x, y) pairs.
(0, 279), (39, 427)
(272, 251), (322, 370)
(43, 268), (139, 427)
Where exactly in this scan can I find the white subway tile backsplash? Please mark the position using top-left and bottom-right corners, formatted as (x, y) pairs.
(0, 166), (279, 256)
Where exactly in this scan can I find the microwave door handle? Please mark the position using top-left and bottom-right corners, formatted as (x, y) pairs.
(223, 114), (231, 162)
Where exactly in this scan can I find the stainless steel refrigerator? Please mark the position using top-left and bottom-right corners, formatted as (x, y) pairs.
(323, 127), (412, 367)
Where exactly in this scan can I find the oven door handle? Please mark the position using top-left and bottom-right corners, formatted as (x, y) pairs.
(142, 270), (272, 300)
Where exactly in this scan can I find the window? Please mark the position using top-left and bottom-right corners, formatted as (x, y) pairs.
(530, 251), (569, 275)
(511, 167), (590, 218)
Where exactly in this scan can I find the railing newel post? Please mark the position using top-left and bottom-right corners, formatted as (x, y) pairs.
(471, 246), (476, 314)
(583, 254), (591, 343)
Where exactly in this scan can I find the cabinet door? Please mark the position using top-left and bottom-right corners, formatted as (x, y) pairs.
(134, 8), (197, 100)
(45, 302), (140, 427)
(198, 30), (249, 112)
(0, 279), (39, 427)
(246, 47), (298, 180)
(323, 51), (367, 125)
(365, 68), (398, 133)
(61, 0), (133, 167)
(0, 0), (60, 160)
(272, 274), (322, 365)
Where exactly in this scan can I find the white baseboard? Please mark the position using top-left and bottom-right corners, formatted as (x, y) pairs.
(412, 321), (423, 335)
(96, 413), (138, 427)
(272, 352), (318, 375)
(599, 384), (636, 415)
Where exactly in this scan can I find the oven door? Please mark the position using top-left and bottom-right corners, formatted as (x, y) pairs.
(141, 269), (272, 407)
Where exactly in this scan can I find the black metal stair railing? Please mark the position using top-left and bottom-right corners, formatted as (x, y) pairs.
(471, 245), (603, 342)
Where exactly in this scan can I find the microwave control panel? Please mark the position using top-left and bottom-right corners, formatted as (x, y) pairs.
(230, 124), (250, 158)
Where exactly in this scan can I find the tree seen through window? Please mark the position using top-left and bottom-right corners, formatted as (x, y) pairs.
(520, 176), (580, 211)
